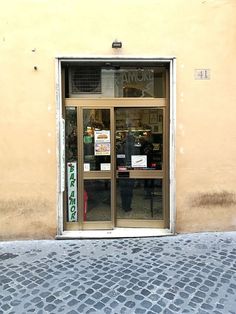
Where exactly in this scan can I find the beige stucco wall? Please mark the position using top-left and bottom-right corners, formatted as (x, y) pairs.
(0, 0), (236, 239)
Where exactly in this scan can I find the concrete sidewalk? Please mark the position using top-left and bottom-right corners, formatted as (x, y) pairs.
(0, 232), (236, 314)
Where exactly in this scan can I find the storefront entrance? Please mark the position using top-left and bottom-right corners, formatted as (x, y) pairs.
(60, 60), (172, 232)
(64, 100), (169, 230)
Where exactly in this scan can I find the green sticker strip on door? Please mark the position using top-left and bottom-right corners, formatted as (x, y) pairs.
(67, 162), (78, 222)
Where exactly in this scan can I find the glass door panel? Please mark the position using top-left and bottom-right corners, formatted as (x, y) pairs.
(83, 109), (111, 171)
(84, 179), (111, 221)
(115, 107), (166, 227)
(82, 108), (113, 226)
(116, 178), (163, 220)
(116, 108), (163, 171)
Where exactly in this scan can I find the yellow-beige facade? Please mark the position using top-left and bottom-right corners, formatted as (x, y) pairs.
(0, 0), (236, 240)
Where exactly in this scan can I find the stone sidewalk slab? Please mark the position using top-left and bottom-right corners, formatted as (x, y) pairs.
(0, 232), (236, 313)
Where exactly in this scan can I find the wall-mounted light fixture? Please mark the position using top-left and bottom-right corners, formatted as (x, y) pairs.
(112, 40), (122, 49)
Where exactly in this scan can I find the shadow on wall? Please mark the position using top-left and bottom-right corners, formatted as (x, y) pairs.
(191, 191), (236, 208)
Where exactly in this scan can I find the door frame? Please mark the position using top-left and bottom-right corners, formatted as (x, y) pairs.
(55, 56), (176, 237)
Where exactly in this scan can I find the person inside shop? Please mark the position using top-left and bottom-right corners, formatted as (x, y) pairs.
(119, 179), (134, 212)
(117, 128), (136, 212)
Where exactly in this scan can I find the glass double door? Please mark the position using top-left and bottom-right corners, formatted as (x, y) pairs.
(64, 101), (169, 230)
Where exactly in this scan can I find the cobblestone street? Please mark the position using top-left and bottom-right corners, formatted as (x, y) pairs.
(0, 232), (236, 314)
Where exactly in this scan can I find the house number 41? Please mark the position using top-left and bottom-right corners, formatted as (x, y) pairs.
(195, 69), (210, 80)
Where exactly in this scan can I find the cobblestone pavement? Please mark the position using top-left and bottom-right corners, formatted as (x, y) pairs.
(0, 232), (236, 314)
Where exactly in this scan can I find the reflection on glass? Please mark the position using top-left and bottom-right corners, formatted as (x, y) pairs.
(117, 179), (163, 220)
(68, 66), (166, 98)
(65, 107), (77, 162)
(65, 107), (78, 222)
(84, 180), (111, 221)
(116, 108), (163, 170)
(114, 67), (165, 98)
(83, 109), (111, 171)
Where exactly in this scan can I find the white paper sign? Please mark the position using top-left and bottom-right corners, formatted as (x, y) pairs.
(131, 155), (147, 168)
(95, 143), (110, 156)
(101, 163), (111, 171)
(67, 162), (77, 222)
(94, 130), (110, 143)
(84, 163), (90, 172)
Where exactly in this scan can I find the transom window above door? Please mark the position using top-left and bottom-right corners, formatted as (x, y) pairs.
(64, 63), (167, 98)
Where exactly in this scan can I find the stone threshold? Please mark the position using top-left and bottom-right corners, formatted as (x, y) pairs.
(56, 228), (174, 239)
